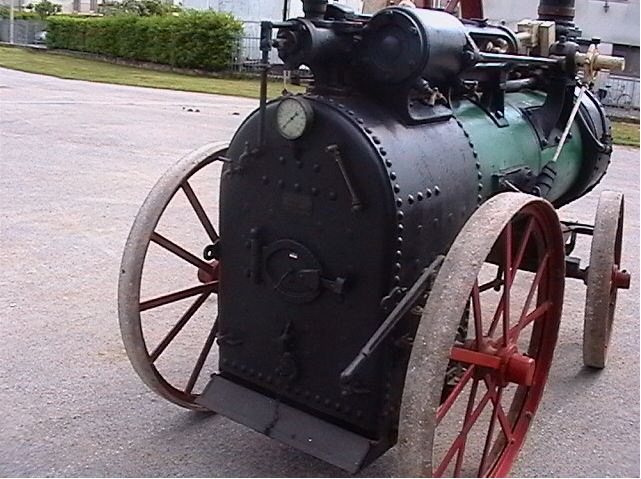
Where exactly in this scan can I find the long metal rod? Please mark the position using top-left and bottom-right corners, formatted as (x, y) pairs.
(340, 256), (443, 384)
(551, 84), (586, 163)
(479, 52), (559, 67)
(258, 22), (272, 149)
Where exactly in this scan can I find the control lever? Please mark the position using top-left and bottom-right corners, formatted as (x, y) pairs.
(296, 269), (347, 295)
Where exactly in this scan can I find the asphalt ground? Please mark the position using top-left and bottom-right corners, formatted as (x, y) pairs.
(0, 68), (639, 477)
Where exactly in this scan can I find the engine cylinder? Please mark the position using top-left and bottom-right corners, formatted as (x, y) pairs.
(360, 7), (471, 85)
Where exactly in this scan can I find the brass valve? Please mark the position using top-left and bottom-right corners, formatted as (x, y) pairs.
(575, 44), (625, 82)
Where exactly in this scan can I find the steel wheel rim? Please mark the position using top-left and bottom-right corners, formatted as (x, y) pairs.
(398, 193), (565, 477)
(118, 141), (229, 410)
(583, 190), (626, 368)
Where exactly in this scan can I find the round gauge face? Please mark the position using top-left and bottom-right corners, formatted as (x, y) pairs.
(276, 97), (313, 140)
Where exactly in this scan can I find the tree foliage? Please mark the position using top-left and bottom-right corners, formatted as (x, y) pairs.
(98, 0), (182, 17)
(33, 0), (61, 18)
(0, 5), (41, 19)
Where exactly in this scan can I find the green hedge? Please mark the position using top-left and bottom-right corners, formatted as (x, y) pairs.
(46, 12), (243, 71)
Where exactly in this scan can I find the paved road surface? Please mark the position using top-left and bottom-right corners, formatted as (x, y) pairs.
(1, 68), (638, 477)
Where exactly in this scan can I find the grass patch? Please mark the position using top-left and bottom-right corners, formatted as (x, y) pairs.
(0, 46), (299, 99)
(0, 45), (638, 147)
(612, 121), (640, 148)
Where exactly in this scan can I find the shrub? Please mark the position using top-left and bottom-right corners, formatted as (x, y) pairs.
(46, 12), (242, 71)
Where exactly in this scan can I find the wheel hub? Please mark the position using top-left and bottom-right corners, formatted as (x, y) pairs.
(451, 339), (536, 387)
(612, 265), (630, 290)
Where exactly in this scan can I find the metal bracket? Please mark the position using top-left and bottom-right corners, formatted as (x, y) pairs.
(326, 144), (363, 212)
(565, 255), (588, 283)
(492, 166), (536, 193)
(562, 220), (594, 283)
(561, 219), (594, 256)
(203, 241), (221, 261)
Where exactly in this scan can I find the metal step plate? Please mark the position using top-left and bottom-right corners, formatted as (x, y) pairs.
(197, 375), (375, 473)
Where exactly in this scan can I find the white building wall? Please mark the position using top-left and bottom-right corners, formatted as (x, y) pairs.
(483, 0), (640, 47)
(0, 0), (96, 13)
(183, 0), (363, 23)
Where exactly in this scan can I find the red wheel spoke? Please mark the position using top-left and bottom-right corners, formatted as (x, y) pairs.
(487, 219), (535, 339)
(435, 388), (493, 477)
(437, 365), (476, 422)
(494, 400), (512, 442)
(149, 292), (211, 362)
(453, 379), (480, 477)
(512, 253), (549, 342)
(487, 295), (505, 338)
(502, 223), (512, 346)
(479, 383), (503, 477)
(140, 282), (218, 312)
(510, 301), (552, 339)
(483, 377), (513, 440)
(185, 318), (219, 394)
(151, 232), (215, 275)
(181, 180), (219, 244)
(511, 218), (535, 279)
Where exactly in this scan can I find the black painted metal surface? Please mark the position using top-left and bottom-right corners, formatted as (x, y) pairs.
(212, 93), (478, 465)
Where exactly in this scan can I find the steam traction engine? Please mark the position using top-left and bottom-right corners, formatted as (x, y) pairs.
(118, 0), (631, 476)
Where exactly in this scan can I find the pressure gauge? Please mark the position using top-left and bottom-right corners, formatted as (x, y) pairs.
(276, 97), (314, 140)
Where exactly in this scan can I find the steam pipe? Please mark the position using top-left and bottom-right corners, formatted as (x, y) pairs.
(505, 77), (538, 92)
(538, 0), (576, 25)
(302, 0), (327, 19)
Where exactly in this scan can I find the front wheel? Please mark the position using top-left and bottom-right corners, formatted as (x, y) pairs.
(118, 141), (228, 410)
(398, 193), (566, 477)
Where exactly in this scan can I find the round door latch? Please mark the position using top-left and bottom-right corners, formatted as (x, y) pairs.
(263, 239), (322, 303)
(263, 239), (346, 303)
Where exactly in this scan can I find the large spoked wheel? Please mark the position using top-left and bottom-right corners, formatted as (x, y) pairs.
(583, 191), (630, 369)
(119, 141), (229, 411)
(398, 193), (565, 477)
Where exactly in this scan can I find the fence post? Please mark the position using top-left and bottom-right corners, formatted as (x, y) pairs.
(9, 0), (14, 44)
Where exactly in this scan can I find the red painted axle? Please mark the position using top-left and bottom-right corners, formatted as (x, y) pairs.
(450, 345), (535, 387)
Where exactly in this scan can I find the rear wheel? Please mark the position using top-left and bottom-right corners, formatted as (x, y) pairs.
(398, 193), (565, 477)
(118, 142), (228, 410)
(583, 190), (630, 369)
